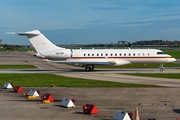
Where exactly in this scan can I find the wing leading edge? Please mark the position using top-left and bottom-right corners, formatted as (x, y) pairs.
(52, 59), (131, 66)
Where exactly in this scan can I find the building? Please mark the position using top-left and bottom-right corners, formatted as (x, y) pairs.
(118, 41), (129, 45)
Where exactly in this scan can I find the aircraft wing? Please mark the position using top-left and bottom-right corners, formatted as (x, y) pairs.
(52, 59), (131, 66)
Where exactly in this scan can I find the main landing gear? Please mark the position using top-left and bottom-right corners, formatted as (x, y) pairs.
(159, 64), (164, 72)
(85, 65), (94, 72)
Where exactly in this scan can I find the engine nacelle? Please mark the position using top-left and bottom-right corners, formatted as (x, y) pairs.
(112, 60), (131, 66)
(43, 49), (72, 60)
(32, 53), (42, 58)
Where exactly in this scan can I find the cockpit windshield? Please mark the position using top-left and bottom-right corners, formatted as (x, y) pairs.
(157, 52), (165, 54)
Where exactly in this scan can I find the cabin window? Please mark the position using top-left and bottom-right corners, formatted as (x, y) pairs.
(97, 54), (99, 56)
(124, 53), (126, 56)
(84, 54), (86, 56)
(133, 53), (135, 56)
(143, 53), (145, 56)
(92, 54), (94, 56)
(106, 54), (108, 56)
(101, 53), (103, 56)
(111, 53), (113, 56)
(138, 53), (140, 56)
(119, 53), (121, 56)
(115, 53), (117, 56)
(88, 54), (90, 56)
(148, 53), (150, 56)
(129, 53), (131, 56)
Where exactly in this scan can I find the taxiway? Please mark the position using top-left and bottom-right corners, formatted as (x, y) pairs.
(0, 52), (180, 120)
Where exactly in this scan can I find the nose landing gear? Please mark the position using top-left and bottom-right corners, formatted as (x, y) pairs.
(159, 64), (164, 72)
(159, 67), (163, 72)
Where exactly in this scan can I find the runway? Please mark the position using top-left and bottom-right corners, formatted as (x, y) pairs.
(1, 52), (180, 120)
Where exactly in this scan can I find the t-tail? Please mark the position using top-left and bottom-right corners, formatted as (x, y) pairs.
(7, 30), (65, 54)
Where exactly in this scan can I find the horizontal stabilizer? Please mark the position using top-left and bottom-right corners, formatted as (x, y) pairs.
(7, 30), (40, 36)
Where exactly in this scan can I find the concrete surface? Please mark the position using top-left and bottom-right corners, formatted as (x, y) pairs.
(1, 87), (180, 120)
(0, 52), (180, 120)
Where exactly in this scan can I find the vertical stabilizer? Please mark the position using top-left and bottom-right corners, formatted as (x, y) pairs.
(8, 30), (64, 53)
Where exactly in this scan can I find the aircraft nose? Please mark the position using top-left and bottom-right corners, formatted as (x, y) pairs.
(169, 57), (176, 62)
(173, 58), (176, 62)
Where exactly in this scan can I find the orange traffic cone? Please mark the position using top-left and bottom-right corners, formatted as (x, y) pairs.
(134, 107), (140, 120)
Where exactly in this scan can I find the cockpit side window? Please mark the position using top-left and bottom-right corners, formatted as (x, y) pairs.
(157, 52), (165, 54)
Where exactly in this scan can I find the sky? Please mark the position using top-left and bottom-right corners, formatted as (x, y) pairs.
(1, 0), (180, 45)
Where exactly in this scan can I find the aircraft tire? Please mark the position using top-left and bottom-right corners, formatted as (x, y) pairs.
(159, 68), (163, 72)
(85, 67), (91, 72)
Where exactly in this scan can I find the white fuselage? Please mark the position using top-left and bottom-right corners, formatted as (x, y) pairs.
(43, 48), (176, 65)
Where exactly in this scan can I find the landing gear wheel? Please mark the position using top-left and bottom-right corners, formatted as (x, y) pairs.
(91, 66), (94, 71)
(85, 67), (91, 72)
(159, 68), (163, 72)
(85, 65), (95, 72)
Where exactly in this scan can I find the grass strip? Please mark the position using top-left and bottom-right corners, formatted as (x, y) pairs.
(125, 73), (180, 79)
(0, 73), (158, 87)
(166, 50), (180, 59)
(0, 65), (37, 69)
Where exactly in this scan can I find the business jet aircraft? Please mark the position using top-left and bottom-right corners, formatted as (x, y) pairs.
(8, 30), (176, 72)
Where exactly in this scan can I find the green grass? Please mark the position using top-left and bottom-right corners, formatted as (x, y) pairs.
(166, 50), (180, 59)
(0, 63), (178, 70)
(0, 73), (158, 87)
(0, 65), (37, 69)
(0, 48), (35, 52)
(125, 73), (180, 79)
